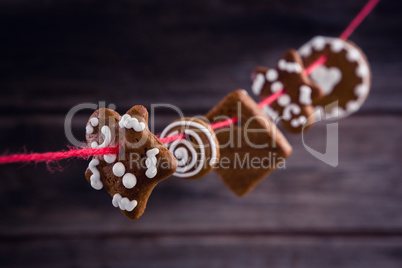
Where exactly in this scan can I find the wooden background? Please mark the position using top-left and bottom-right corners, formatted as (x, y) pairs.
(1, 0), (402, 267)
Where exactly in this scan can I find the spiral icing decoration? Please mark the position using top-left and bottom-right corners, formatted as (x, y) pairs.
(160, 117), (220, 180)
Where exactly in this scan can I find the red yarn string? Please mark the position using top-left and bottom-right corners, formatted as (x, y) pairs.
(340, 0), (380, 40)
(0, 0), (380, 164)
(0, 147), (118, 164)
(210, 117), (239, 130)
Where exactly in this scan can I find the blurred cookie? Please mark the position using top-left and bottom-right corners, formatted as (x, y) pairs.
(298, 36), (371, 119)
(252, 50), (323, 133)
(205, 90), (292, 196)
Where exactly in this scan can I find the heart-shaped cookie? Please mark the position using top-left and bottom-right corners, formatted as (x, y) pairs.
(84, 106), (177, 220)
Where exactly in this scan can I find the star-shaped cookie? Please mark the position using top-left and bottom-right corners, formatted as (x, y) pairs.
(85, 105), (177, 220)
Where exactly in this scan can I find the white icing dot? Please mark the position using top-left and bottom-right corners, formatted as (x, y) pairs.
(330, 39), (344, 53)
(356, 64), (369, 78)
(354, 84), (369, 96)
(293, 63), (302, 73)
(266, 69), (278, 82)
(112, 193), (121, 207)
(290, 119), (298, 128)
(251, 73), (265, 96)
(328, 106), (345, 119)
(124, 199), (137, 212)
(90, 117), (99, 127)
(271, 81), (283, 93)
(290, 116), (306, 128)
(104, 154), (117, 164)
(113, 162), (126, 177)
(122, 173), (137, 189)
(299, 85), (312, 105)
(278, 59), (286, 70)
(299, 44), (312, 57)
(346, 48), (360, 62)
(86, 125), (94, 134)
(346, 100), (360, 112)
(299, 115), (307, 124)
(278, 94), (291, 107)
(314, 106), (324, 121)
(312, 36), (326, 50)
(263, 106), (279, 120)
(91, 141), (99, 149)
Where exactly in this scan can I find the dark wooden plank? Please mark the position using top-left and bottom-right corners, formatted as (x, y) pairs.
(0, 0), (401, 115)
(1, 115), (402, 234)
(2, 236), (402, 268)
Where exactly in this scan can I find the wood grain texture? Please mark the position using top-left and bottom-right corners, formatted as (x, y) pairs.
(0, 0), (402, 267)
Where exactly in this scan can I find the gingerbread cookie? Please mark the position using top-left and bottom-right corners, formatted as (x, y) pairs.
(251, 50), (324, 134)
(160, 117), (220, 180)
(205, 90), (292, 196)
(298, 36), (371, 119)
(85, 106), (177, 220)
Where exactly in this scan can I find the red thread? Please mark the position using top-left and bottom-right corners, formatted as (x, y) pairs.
(305, 55), (328, 75)
(0, 147), (118, 164)
(210, 118), (239, 130)
(258, 90), (285, 108)
(339, 0), (380, 40)
(159, 134), (186, 144)
(0, 0), (380, 164)
(159, 118), (239, 144)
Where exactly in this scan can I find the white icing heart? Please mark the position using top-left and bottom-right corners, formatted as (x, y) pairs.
(310, 65), (342, 95)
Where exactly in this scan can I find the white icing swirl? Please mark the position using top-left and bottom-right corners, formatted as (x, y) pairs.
(119, 114), (146, 132)
(278, 59), (302, 73)
(283, 104), (301, 121)
(145, 148), (159, 179)
(88, 158), (103, 190)
(91, 125), (112, 149)
(160, 120), (218, 178)
(112, 194), (137, 212)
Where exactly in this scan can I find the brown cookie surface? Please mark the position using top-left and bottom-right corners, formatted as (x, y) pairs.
(251, 49), (323, 134)
(160, 117), (220, 180)
(298, 36), (371, 119)
(205, 90), (292, 196)
(85, 106), (177, 220)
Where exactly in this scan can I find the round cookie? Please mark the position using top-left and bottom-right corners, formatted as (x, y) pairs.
(160, 117), (220, 180)
(298, 36), (371, 119)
